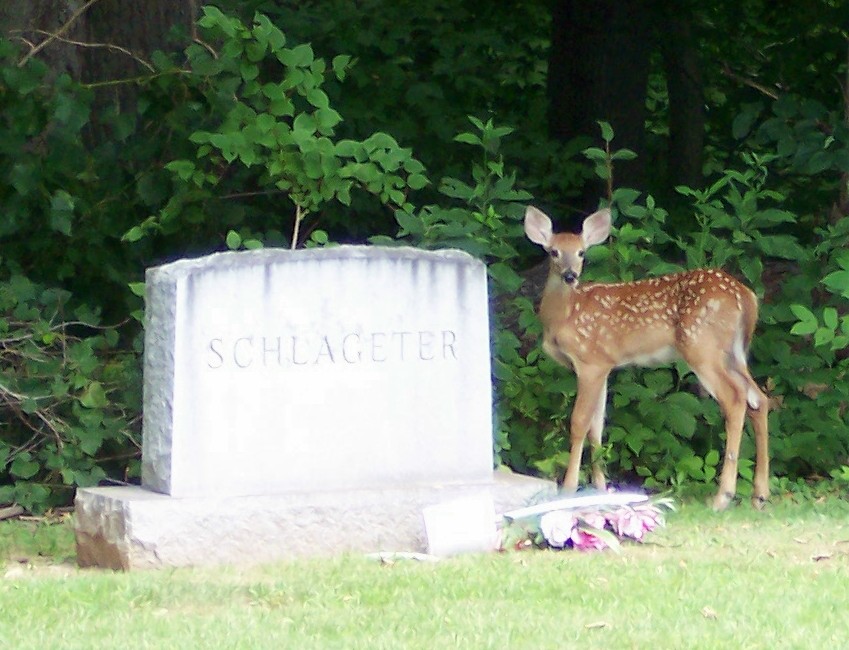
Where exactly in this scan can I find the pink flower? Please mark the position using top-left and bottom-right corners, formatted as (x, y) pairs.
(608, 505), (663, 541)
(613, 509), (644, 540)
(533, 500), (668, 552)
(634, 504), (664, 533)
(579, 511), (608, 531)
(570, 526), (610, 551)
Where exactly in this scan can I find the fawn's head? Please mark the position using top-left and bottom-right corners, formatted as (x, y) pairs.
(524, 206), (612, 285)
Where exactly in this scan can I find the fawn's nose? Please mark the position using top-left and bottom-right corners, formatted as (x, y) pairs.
(562, 269), (578, 285)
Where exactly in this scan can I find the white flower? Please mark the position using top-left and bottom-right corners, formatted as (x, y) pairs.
(539, 510), (576, 548)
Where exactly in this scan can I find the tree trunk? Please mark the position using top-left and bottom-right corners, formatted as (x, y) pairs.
(1, 0), (196, 87)
(547, 1), (706, 214)
(80, 1), (197, 84)
(0, 1), (84, 77)
(2, 0), (198, 145)
(548, 0), (655, 214)
(659, 12), (705, 190)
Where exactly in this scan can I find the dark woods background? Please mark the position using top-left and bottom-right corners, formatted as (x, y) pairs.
(1, 0), (848, 511)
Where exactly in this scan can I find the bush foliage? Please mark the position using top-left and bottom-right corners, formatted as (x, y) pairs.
(1, 5), (848, 511)
(0, 276), (140, 511)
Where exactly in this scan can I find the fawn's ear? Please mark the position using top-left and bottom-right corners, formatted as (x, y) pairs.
(581, 208), (612, 248)
(524, 206), (554, 248)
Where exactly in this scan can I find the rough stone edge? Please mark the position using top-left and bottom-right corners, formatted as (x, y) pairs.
(74, 471), (555, 570)
(140, 244), (488, 497)
(147, 245), (484, 283)
(140, 268), (177, 494)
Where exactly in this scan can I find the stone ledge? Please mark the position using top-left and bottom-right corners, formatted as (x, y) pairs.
(75, 471), (555, 570)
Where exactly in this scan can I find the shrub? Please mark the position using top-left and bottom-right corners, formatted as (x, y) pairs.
(0, 276), (141, 512)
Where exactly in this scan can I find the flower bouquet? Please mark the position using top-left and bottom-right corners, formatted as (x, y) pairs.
(502, 492), (675, 552)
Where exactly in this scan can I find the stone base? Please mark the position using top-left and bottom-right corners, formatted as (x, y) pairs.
(74, 471), (555, 570)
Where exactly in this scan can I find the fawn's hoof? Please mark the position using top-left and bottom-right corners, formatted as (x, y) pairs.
(711, 491), (734, 512)
(751, 494), (769, 510)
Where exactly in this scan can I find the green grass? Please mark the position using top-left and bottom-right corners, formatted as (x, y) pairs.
(3, 498), (849, 649)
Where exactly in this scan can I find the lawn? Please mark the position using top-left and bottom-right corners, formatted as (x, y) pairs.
(2, 497), (849, 649)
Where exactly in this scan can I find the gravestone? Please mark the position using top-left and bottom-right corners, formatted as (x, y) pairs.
(75, 246), (554, 569)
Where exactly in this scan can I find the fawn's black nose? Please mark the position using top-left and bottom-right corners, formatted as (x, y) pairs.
(562, 269), (578, 285)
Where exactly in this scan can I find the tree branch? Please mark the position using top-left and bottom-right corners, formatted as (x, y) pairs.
(720, 64), (780, 100)
(16, 29), (155, 72)
(18, 0), (103, 67)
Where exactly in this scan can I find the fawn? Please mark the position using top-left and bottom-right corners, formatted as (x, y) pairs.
(524, 205), (769, 510)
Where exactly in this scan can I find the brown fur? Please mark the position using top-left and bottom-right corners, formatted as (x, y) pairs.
(525, 206), (769, 510)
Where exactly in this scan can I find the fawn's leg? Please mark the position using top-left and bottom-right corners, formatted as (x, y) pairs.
(587, 380), (609, 491)
(692, 360), (750, 511)
(562, 365), (610, 492)
(740, 371), (770, 508)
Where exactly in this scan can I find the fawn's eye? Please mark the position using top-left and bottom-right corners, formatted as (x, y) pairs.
(577, 250), (585, 258)
(549, 249), (560, 259)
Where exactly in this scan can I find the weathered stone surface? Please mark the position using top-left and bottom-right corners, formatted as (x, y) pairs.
(142, 246), (493, 498)
(75, 472), (555, 570)
(76, 244), (548, 569)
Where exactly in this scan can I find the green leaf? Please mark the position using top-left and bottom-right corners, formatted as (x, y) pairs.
(676, 455), (704, 478)
(199, 5), (226, 28)
(626, 434), (644, 455)
(278, 43), (314, 68)
(226, 230), (242, 250)
(315, 107), (342, 132)
(823, 307), (839, 330)
(49, 190), (75, 236)
(128, 282), (145, 297)
(54, 91), (90, 131)
(76, 427), (104, 456)
(310, 230), (329, 245)
(755, 208), (796, 225)
(439, 177), (474, 201)
(582, 147), (607, 162)
(307, 88), (330, 109)
(610, 148), (637, 161)
(336, 139), (366, 160)
(755, 235), (805, 259)
(822, 270), (849, 298)
(407, 173), (429, 190)
(666, 408), (697, 439)
(832, 335), (849, 351)
(293, 112), (317, 137)
(245, 41), (267, 63)
(488, 262), (523, 292)
(10, 163), (36, 196)
(363, 132), (399, 151)
(79, 382), (108, 409)
(814, 327), (834, 347)
(488, 125), (514, 139)
(10, 453), (40, 479)
(731, 103), (763, 139)
(803, 150), (833, 175)
(332, 54), (352, 80)
(240, 61), (259, 81)
(454, 132), (483, 146)
(395, 210), (424, 235)
(598, 121), (614, 143)
(612, 188), (641, 207)
(790, 304), (816, 322)
(790, 317), (818, 336)
(122, 226), (144, 243)
(165, 160), (196, 182)
(252, 13), (285, 50)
